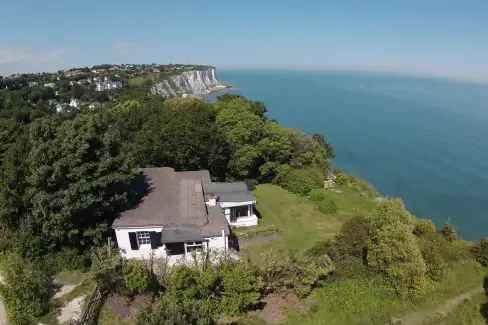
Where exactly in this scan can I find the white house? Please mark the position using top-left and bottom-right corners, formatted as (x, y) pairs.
(69, 99), (80, 108)
(113, 167), (258, 263)
(95, 80), (122, 91)
(44, 83), (56, 88)
(88, 102), (102, 109)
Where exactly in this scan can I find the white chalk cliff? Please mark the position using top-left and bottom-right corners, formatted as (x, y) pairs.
(150, 68), (226, 97)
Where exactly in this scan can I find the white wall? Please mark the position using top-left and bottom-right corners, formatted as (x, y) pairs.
(115, 226), (228, 260)
(115, 226), (166, 259)
(219, 201), (258, 227)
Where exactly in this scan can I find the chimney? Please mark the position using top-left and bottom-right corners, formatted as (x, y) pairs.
(208, 193), (216, 206)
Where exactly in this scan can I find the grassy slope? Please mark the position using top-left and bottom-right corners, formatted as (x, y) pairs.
(238, 184), (487, 325)
(425, 293), (487, 325)
(240, 184), (377, 259)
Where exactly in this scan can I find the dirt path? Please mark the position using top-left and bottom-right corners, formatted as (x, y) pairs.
(395, 287), (484, 325)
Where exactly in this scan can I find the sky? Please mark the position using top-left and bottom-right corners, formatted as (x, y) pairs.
(1, 0), (488, 82)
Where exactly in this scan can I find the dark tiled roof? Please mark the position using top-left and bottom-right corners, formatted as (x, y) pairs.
(113, 167), (229, 237)
(203, 182), (256, 203)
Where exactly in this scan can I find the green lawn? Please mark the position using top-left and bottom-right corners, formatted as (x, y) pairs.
(240, 184), (377, 259)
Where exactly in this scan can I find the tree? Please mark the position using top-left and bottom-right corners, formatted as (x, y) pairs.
(24, 114), (134, 250)
(312, 133), (335, 159)
(472, 238), (488, 267)
(71, 83), (83, 99)
(440, 221), (458, 242)
(0, 252), (51, 325)
(367, 199), (428, 298)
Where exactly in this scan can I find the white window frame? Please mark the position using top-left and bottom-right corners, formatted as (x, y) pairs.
(185, 241), (204, 254)
(136, 231), (151, 246)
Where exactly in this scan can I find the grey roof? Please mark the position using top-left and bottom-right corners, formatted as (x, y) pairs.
(203, 182), (256, 203)
(113, 167), (229, 238)
(161, 225), (203, 243)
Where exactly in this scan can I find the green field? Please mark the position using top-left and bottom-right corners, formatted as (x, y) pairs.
(236, 184), (487, 325)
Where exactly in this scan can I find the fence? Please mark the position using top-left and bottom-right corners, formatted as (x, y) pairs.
(75, 285), (108, 325)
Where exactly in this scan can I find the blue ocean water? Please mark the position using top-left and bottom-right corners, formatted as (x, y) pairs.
(208, 70), (488, 240)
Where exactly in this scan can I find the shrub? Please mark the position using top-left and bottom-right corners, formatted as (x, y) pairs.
(0, 252), (51, 325)
(366, 199), (428, 298)
(123, 261), (150, 294)
(135, 293), (216, 325)
(305, 240), (340, 261)
(255, 250), (334, 298)
(219, 262), (261, 316)
(413, 219), (437, 236)
(276, 167), (323, 196)
(472, 238), (488, 267)
(440, 222), (458, 242)
(308, 188), (326, 202)
(335, 172), (349, 185)
(318, 199), (338, 214)
(418, 236), (446, 281)
(336, 215), (370, 258)
(47, 248), (92, 272)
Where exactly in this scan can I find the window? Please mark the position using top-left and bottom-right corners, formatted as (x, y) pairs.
(166, 242), (185, 255)
(136, 231), (151, 245)
(231, 205), (249, 222)
(186, 241), (203, 253)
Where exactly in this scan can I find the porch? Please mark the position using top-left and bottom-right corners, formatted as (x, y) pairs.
(222, 203), (258, 227)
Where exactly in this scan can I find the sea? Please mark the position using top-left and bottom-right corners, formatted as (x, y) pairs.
(206, 70), (488, 240)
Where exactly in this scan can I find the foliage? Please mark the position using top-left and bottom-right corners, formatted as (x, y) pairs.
(91, 242), (125, 292)
(335, 172), (349, 185)
(366, 199), (428, 298)
(308, 188), (326, 202)
(440, 221), (458, 242)
(317, 199), (338, 214)
(219, 262), (261, 316)
(0, 252), (51, 325)
(413, 218), (437, 236)
(305, 240), (341, 261)
(335, 215), (370, 258)
(135, 293), (216, 325)
(276, 167), (324, 196)
(472, 238), (488, 267)
(123, 261), (150, 295)
(418, 235), (446, 281)
(254, 250), (334, 298)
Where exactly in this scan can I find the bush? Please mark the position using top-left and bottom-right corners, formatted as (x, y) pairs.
(366, 199), (428, 298)
(335, 172), (348, 185)
(123, 261), (150, 295)
(276, 167), (324, 196)
(440, 222), (458, 242)
(47, 248), (92, 272)
(472, 238), (488, 267)
(413, 219), (437, 236)
(318, 199), (338, 214)
(0, 252), (51, 325)
(255, 250), (334, 298)
(308, 188), (326, 202)
(135, 293), (216, 325)
(336, 215), (370, 258)
(219, 262), (261, 316)
(305, 240), (341, 261)
(418, 236), (446, 281)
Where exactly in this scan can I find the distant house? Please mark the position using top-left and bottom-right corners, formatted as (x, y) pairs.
(69, 81), (75, 86)
(88, 102), (102, 109)
(28, 81), (38, 87)
(55, 103), (68, 113)
(44, 82), (56, 88)
(113, 167), (257, 262)
(69, 99), (80, 108)
(95, 80), (122, 91)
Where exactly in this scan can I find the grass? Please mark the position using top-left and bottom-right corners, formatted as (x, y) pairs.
(240, 184), (377, 259)
(98, 307), (135, 325)
(236, 184), (487, 325)
(425, 293), (487, 325)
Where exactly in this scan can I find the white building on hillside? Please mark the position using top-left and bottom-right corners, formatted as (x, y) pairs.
(113, 167), (258, 264)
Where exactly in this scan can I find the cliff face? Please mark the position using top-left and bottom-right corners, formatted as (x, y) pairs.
(150, 67), (226, 97)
